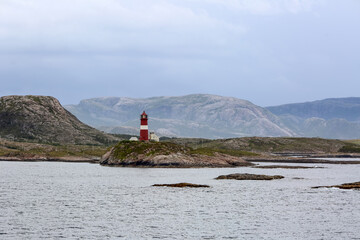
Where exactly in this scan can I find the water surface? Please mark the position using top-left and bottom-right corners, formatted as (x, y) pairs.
(0, 162), (359, 239)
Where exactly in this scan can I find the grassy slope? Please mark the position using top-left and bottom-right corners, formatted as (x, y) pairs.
(338, 140), (360, 153)
(345, 139), (360, 145)
(112, 141), (187, 160)
(111, 141), (258, 160)
(163, 137), (359, 153)
(190, 148), (258, 157)
(2, 137), (360, 160)
(0, 138), (109, 158)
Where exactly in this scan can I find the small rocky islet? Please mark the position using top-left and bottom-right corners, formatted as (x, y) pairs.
(313, 182), (360, 190)
(253, 165), (321, 169)
(152, 183), (210, 188)
(215, 173), (284, 180)
(100, 141), (254, 168)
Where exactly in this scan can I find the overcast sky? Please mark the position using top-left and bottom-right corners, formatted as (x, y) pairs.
(0, 0), (359, 106)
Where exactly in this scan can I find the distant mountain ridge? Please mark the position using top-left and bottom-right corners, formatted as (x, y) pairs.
(2, 94), (358, 142)
(267, 97), (360, 139)
(267, 97), (360, 121)
(65, 94), (294, 139)
(0, 95), (119, 145)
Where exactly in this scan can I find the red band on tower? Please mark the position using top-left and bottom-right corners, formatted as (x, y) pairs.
(139, 111), (149, 141)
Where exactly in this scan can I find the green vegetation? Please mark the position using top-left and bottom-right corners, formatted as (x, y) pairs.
(0, 139), (108, 158)
(164, 137), (352, 153)
(28, 96), (42, 104)
(190, 148), (258, 157)
(338, 145), (360, 153)
(111, 141), (258, 161)
(3, 136), (360, 161)
(112, 141), (187, 160)
(344, 139), (360, 146)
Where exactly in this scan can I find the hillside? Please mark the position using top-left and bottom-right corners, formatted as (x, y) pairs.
(65, 94), (295, 138)
(267, 98), (360, 139)
(0, 95), (119, 145)
(267, 97), (360, 121)
(163, 137), (356, 154)
(0, 138), (108, 161)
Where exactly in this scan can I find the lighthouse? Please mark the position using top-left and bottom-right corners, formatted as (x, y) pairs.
(139, 111), (149, 141)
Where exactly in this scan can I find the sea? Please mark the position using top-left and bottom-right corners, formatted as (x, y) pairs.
(0, 160), (359, 239)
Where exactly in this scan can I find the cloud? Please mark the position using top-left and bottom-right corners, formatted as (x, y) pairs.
(0, 0), (245, 55)
(185, 0), (324, 15)
(0, 0), (325, 58)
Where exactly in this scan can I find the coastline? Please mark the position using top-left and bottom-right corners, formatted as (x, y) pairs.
(2, 154), (360, 165)
(0, 156), (99, 163)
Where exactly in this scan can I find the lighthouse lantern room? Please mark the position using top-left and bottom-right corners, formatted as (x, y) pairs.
(139, 111), (149, 141)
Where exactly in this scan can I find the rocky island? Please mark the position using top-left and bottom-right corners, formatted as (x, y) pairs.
(313, 182), (360, 190)
(215, 173), (284, 180)
(100, 141), (254, 168)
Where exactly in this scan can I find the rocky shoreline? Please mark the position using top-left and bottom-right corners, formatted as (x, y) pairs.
(2, 154), (360, 166)
(0, 156), (99, 163)
(245, 156), (360, 164)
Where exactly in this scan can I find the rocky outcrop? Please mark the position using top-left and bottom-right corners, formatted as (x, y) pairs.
(0, 95), (119, 145)
(215, 173), (284, 180)
(313, 182), (360, 190)
(153, 183), (210, 188)
(100, 141), (253, 168)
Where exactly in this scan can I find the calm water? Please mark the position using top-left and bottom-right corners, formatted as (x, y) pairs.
(0, 161), (359, 239)
(316, 157), (360, 162)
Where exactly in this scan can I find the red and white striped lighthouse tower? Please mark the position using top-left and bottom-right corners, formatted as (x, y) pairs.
(139, 111), (149, 141)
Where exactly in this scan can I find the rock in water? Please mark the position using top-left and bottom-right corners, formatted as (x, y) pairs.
(0, 95), (118, 145)
(253, 165), (318, 169)
(313, 181), (360, 190)
(215, 173), (284, 180)
(153, 183), (210, 188)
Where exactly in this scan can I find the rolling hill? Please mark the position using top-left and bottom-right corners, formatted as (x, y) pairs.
(0, 95), (119, 145)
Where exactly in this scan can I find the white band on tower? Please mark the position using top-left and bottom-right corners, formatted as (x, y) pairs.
(140, 125), (148, 130)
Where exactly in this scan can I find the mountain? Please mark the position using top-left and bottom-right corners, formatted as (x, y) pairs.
(65, 94), (295, 138)
(267, 98), (360, 139)
(0, 95), (119, 145)
(267, 97), (360, 121)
